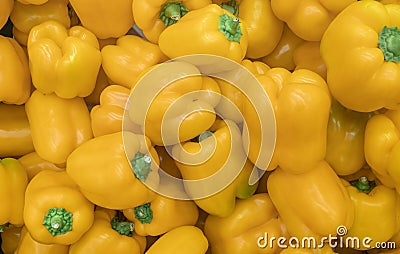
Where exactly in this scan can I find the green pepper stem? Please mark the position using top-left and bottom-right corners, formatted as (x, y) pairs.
(378, 26), (400, 62)
(0, 223), (9, 233)
(218, 14), (242, 42)
(159, 2), (189, 27)
(220, 0), (239, 16)
(111, 211), (134, 236)
(131, 152), (152, 182)
(134, 203), (153, 224)
(42, 208), (73, 236)
(350, 176), (376, 194)
(198, 131), (214, 142)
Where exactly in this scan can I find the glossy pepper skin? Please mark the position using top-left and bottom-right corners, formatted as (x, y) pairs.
(320, 1), (400, 112)
(293, 41), (327, 80)
(158, 4), (248, 63)
(66, 131), (160, 210)
(10, 0), (70, 46)
(267, 161), (354, 240)
(172, 119), (258, 218)
(365, 109), (400, 192)
(101, 35), (168, 89)
(326, 99), (374, 176)
(25, 90), (93, 165)
(27, 20), (102, 99)
(242, 68), (331, 173)
(0, 104), (34, 158)
(0, 159), (28, 229)
(0, 0), (13, 30)
(18, 152), (64, 181)
(23, 170), (94, 245)
(341, 176), (400, 250)
(0, 36), (31, 105)
(271, 0), (356, 41)
(133, 0), (211, 44)
(69, 207), (146, 254)
(69, 0), (134, 39)
(145, 225), (208, 254)
(0, 225), (22, 254)
(13, 226), (69, 254)
(204, 193), (285, 254)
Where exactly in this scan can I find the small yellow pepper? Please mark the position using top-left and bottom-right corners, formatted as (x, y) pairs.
(320, 1), (400, 112)
(101, 35), (168, 89)
(10, 0), (70, 46)
(69, 0), (134, 39)
(27, 20), (102, 99)
(13, 226), (69, 254)
(260, 24), (304, 71)
(267, 161), (354, 240)
(18, 152), (64, 181)
(66, 131), (160, 210)
(172, 119), (258, 217)
(341, 176), (400, 250)
(293, 41), (327, 80)
(158, 4), (248, 63)
(23, 170), (94, 245)
(25, 90), (93, 165)
(0, 159), (28, 230)
(69, 207), (147, 254)
(0, 0), (13, 30)
(145, 225), (208, 254)
(204, 193), (286, 254)
(132, 0), (211, 44)
(0, 103), (34, 158)
(0, 225), (22, 254)
(271, 0), (356, 41)
(0, 36), (31, 105)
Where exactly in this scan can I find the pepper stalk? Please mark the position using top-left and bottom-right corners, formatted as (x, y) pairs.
(350, 176), (377, 194)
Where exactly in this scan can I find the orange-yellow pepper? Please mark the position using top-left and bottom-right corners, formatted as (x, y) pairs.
(27, 20), (102, 99)
(293, 41), (327, 80)
(0, 159), (28, 230)
(13, 226), (69, 254)
(10, 0), (70, 46)
(0, 103), (34, 158)
(25, 90), (93, 165)
(101, 35), (168, 89)
(69, 207), (147, 254)
(132, 0), (211, 44)
(69, 0), (134, 39)
(0, 225), (22, 254)
(271, 0), (356, 41)
(158, 4), (248, 63)
(0, 0), (13, 30)
(18, 152), (64, 181)
(66, 131), (160, 210)
(23, 170), (95, 245)
(0, 35), (31, 105)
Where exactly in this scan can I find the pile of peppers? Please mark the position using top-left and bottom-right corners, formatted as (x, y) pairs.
(1, 0), (400, 253)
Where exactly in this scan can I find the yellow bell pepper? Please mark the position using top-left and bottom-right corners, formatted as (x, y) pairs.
(271, 0), (356, 41)
(10, 0), (70, 46)
(16, 0), (49, 5)
(172, 119), (258, 217)
(18, 152), (64, 181)
(23, 170), (94, 245)
(0, 158), (28, 230)
(101, 35), (168, 89)
(123, 187), (199, 236)
(0, 0), (13, 30)
(68, 0), (134, 39)
(242, 68), (331, 173)
(128, 64), (221, 146)
(365, 109), (400, 192)
(241, 59), (271, 76)
(69, 207), (146, 254)
(320, 1), (400, 112)
(0, 35), (31, 105)
(267, 161), (354, 240)
(0, 225), (22, 254)
(132, 0), (211, 44)
(293, 41), (327, 80)
(27, 20), (102, 99)
(326, 99), (374, 176)
(260, 24), (304, 71)
(158, 4), (248, 63)
(145, 225), (208, 254)
(25, 90), (93, 165)
(13, 226), (69, 254)
(204, 193), (286, 254)
(0, 103), (34, 158)
(214, 0), (283, 59)
(341, 175), (400, 250)
(66, 131), (160, 210)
